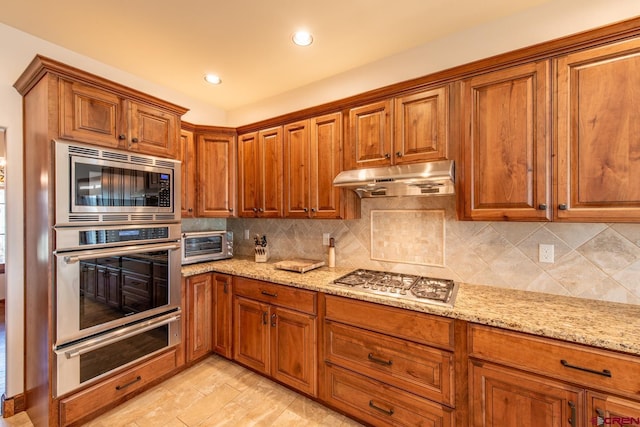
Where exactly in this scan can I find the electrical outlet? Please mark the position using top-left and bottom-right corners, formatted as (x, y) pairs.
(539, 244), (554, 263)
(323, 233), (330, 246)
(244, 229), (250, 240)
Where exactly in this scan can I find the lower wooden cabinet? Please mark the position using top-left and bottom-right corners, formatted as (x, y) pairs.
(212, 273), (233, 358)
(233, 278), (318, 396)
(588, 392), (640, 427)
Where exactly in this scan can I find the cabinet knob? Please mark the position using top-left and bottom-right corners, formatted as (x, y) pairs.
(311, 208), (316, 212)
(384, 153), (391, 159)
(303, 207), (308, 212)
(228, 208), (233, 212)
(252, 208), (258, 213)
(558, 204), (568, 211)
(538, 204), (547, 210)
(131, 137), (139, 143)
(396, 151), (403, 157)
(188, 208), (193, 212)
(118, 134), (126, 140)
(258, 208), (264, 213)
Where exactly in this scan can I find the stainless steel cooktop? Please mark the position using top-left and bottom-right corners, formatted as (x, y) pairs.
(333, 269), (458, 307)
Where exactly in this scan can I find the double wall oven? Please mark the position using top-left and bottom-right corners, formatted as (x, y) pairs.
(53, 140), (182, 397)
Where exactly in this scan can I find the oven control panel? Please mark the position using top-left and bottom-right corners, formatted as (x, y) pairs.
(79, 227), (169, 245)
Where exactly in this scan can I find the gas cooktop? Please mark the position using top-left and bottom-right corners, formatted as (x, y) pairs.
(332, 269), (458, 307)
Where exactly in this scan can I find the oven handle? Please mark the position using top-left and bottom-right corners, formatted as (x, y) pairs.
(61, 312), (181, 359)
(61, 242), (181, 264)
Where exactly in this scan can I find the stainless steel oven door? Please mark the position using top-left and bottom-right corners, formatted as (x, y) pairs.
(54, 241), (181, 346)
(54, 311), (181, 398)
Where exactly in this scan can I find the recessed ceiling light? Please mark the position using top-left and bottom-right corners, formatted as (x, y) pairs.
(204, 74), (222, 85)
(292, 31), (313, 47)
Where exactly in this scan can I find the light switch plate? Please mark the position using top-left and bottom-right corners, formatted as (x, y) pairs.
(244, 229), (250, 240)
(539, 244), (554, 263)
(323, 233), (330, 246)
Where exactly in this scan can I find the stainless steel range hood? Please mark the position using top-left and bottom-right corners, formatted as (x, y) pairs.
(333, 160), (455, 198)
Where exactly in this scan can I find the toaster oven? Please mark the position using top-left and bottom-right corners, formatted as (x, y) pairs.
(181, 230), (233, 264)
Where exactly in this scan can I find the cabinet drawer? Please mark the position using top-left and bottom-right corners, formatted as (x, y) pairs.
(323, 363), (454, 427)
(59, 349), (176, 426)
(469, 324), (640, 398)
(324, 294), (454, 349)
(325, 320), (454, 405)
(234, 277), (316, 315)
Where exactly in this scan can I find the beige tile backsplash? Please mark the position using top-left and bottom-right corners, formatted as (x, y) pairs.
(224, 196), (640, 305)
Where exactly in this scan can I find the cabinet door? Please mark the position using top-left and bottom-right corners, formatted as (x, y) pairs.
(233, 296), (270, 374)
(310, 112), (343, 218)
(347, 100), (393, 169)
(196, 132), (236, 217)
(470, 361), (584, 427)
(258, 127), (283, 217)
(461, 61), (551, 221)
(128, 100), (179, 158)
(556, 37), (640, 221)
(283, 120), (311, 218)
(394, 86), (449, 164)
(60, 79), (123, 149)
(237, 132), (260, 216)
(187, 273), (212, 362)
(212, 274), (233, 358)
(180, 129), (196, 217)
(588, 392), (640, 427)
(270, 306), (317, 396)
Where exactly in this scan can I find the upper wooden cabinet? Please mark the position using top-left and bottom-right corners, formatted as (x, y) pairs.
(237, 128), (283, 218)
(345, 86), (450, 170)
(555, 37), (640, 222)
(196, 131), (236, 217)
(284, 113), (352, 219)
(459, 61), (551, 221)
(180, 129), (196, 217)
(60, 78), (181, 158)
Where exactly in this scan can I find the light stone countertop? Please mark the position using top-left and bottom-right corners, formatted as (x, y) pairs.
(182, 257), (640, 356)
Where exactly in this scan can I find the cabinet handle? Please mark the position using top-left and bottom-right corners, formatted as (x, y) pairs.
(118, 134), (126, 140)
(367, 353), (393, 366)
(271, 313), (277, 327)
(568, 401), (576, 426)
(595, 407), (605, 419)
(252, 208), (258, 213)
(560, 359), (612, 377)
(303, 207), (308, 212)
(258, 208), (264, 213)
(260, 290), (278, 298)
(558, 204), (568, 210)
(396, 151), (403, 157)
(188, 208), (193, 212)
(262, 311), (268, 325)
(228, 208), (233, 212)
(384, 153), (391, 159)
(368, 400), (394, 416)
(538, 204), (547, 210)
(131, 137), (139, 143)
(115, 375), (141, 391)
(311, 208), (316, 212)
(223, 282), (228, 294)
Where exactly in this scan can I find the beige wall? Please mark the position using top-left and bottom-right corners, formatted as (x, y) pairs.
(228, 197), (640, 305)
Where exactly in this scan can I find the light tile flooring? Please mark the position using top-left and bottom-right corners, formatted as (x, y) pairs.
(2, 355), (363, 426)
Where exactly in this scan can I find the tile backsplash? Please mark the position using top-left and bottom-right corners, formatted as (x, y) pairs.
(223, 196), (640, 305)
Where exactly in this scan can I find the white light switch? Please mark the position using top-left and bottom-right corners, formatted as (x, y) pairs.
(244, 229), (250, 240)
(539, 244), (554, 263)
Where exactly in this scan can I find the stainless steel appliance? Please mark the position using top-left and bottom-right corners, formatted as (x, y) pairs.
(54, 139), (180, 225)
(181, 230), (233, 264)
(332, 269), (458, 307)
(332, 160), (455, 198)
(53, 223), (182, 397)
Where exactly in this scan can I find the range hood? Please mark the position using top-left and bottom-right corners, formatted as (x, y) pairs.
(333, 160), (455, 198)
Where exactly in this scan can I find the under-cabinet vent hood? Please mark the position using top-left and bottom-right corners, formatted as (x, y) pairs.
(333, 160), (455, 198)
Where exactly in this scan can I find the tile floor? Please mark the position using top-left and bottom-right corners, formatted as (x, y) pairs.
(2, 355), (363, 426)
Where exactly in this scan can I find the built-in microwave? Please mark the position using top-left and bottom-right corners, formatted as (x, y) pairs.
(181, 230), (233, 264)
(54, 139), (180, 226)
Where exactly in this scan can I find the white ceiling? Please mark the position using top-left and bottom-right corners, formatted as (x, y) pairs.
(0, 0), (552, 112)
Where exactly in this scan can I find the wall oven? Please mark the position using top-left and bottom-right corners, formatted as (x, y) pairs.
(53, 222), (182, 397)
(54, 139), (180, 226)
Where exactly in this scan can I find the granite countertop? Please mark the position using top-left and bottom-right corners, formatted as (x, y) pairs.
(182, 257), (640, 357)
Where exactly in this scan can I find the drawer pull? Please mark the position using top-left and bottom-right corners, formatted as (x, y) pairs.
(368, 353), (393, 366)
(560, 359), (612, 377)
(369, 400), (394, 416)
(260, 290), (278, 298)
(115, 375), (141, 391)
(568, 400), (576, 426)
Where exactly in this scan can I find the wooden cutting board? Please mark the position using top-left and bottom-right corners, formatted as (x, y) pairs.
(274, 258), (325, 273)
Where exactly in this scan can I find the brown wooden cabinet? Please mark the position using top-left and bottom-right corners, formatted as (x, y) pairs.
(195, 130), (236, 217)
(237, 127), (283, 217)
(555, 37), (640, 222)
(186, 273), (213, 362)
(588, 392), (640, 426)
(179, 128), (196, 217)
(60, 78), (181, 158)
(283, 113), (355, 219)
(459, 61), (551, 221)
(212, 273), (233, 358)
(233, 277), (317, 396)
(346, 99), (393, 169)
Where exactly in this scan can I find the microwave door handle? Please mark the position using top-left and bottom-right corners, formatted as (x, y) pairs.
(62, 242), (181, 264)
(61, 312), (181, 359)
